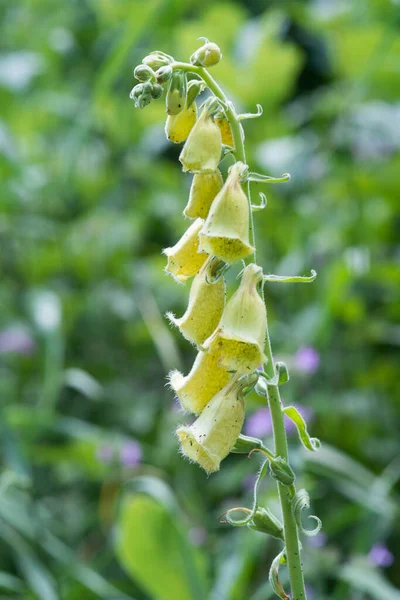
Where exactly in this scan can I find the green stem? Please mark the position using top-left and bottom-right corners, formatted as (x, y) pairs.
(174, 61), (307, 600)
(264, 332), (307, 600)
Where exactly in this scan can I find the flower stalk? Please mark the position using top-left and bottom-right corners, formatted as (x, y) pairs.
(130, 40), (321, 600)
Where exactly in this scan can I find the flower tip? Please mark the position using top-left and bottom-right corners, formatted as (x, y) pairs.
(176, 426), (220, 473)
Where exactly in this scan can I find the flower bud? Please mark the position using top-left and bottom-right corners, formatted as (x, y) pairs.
(134, 64), (155, 82)
(269, 456), (295, 486)
(249, 508), (284, 541)
(142, 52), (171, 70)
(176, 375), (245, 473)
(167, 259), (226, 346)
(150, 83), (163, 99)
(184, 170), (223, 219)
(155, 65), (173, 83)
(230, 433), (264, 454)
(165, 101), (197, 144)
(215, 117), (234, 146)
(169, 346), (230, 414)
(205, 264), (267, 373)
(186, 80), (203, 108)
(179, 107), (222, 173)
(166, 71), (187, 116)
(190, 41), (222, 68)
(199, 162), (254, 263)
(163, 218), (207, 283)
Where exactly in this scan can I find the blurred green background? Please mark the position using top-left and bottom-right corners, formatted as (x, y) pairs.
(0, 0), (399, 598)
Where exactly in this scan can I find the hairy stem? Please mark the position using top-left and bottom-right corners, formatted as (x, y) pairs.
(173, 61), (307, 600)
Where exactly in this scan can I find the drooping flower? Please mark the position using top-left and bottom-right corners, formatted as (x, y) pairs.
(183, 170), (223, 219)
(167, 258), (226, 346)
(179, 106), (222, 173)
(165, 101), (197, 144)
(176, 375), (245, 473)
(169, 346), (230, 414)
(163, 218), (207, 283)
(165, 70), (187, 116)
(204, 263), (267, 373)
(199, 161), (254, 263)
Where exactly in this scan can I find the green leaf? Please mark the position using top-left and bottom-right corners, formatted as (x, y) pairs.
(283, 406), (320, 451)
(115, 492), (205, 600)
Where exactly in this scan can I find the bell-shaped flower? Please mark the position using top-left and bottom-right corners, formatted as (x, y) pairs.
(204, 264), (267, 373)
(176, 375), (245, 473)
(165, 101), (197, 144)
(215, 117), (234, 147)
(163, 218), (207, 283)
(169, 345), (230, 414)
(184, 170), (223, 219)
(179, 107), (222, 173)
(167, 258), (226, 346)
(199, 162), (254, 263)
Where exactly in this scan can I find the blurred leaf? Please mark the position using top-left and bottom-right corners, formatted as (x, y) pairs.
(340, 560), (400, 600)
(115, 491), (206, 600)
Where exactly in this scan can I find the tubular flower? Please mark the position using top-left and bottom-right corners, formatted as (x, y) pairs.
(176, 375), (245, 473)
(199, 161), (254, 263)
(179, 107), (222, 173)
(165, 101), (197, 144)
(205, 264), (267, 373)
(184, 170), (223, 219)
(163, 218), (207, 283)
(169, 345), (230, 414)
(215, 117), (234, 147)
(167, 258), (226, 346)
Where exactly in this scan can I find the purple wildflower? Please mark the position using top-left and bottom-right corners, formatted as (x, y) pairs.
(0, 327), (36, 355)
(120, 440), (142, 467)
(368, 543), (394, 568)
(295, 347), (320, 375)
(308, 531), (327, 548)
(244, 408), (272, 438)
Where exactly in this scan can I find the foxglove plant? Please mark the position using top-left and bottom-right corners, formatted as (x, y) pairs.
(131, 39), (321, 600)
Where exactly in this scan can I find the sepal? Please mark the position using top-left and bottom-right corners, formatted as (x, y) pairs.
(292, 489), (322, 536)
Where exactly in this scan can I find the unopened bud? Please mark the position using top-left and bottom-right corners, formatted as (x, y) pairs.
(249, 508), (284, 541)
(166, 71), (187, 116)
(269, 456), (295, 486)
(134, 64), (155, 82)
(150, 83), (163, 99)
(190, 41), (222, 68)
(155, 65), (173, 83)
(142, 52), (171, 70)
(231, 434), (264, 454)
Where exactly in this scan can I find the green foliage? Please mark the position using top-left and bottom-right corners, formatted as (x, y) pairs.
(0, 0), (399, 598)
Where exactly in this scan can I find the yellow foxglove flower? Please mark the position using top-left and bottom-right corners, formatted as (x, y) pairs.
(169, 346), (230, 414)
(167, 259), (226, 346)
(199, 161), (254, 264)
(165, 102), (197, 144)
(215, 117), (234, 147)
(176, 375), (245, 473)
(183, 170), (223, 219)
(163, 219), (207, 283)
(179, 107), (222, 173)
(205, 263), (267, 373)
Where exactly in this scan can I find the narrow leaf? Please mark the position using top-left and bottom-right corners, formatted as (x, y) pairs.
(269, 549), (289, 600)
(283, 406), (320, 451)
(264, 270), (317, 284)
